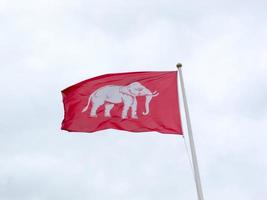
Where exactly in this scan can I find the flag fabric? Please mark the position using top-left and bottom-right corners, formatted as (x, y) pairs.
(61, 71), (183, 135)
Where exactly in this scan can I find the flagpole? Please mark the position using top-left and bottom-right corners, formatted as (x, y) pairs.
(176, 63), (205, 200)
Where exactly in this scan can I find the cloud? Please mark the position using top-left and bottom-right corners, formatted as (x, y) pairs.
(0, 0), (267, 199)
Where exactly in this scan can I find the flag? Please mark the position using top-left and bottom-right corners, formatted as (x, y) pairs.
(61, 71), (183, 134)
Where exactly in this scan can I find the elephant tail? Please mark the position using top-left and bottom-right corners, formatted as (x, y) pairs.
(82, 94), (92, 113)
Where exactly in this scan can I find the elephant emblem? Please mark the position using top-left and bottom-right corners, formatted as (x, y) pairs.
(82, 82), (159, 119)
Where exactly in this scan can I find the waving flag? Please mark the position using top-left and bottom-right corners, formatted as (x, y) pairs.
(61, 71), (183, 134)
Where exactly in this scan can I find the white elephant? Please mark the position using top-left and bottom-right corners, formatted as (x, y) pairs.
(82, 82), (159, 119)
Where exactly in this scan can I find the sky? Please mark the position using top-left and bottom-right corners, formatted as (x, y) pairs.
(0, 0), (267, 199)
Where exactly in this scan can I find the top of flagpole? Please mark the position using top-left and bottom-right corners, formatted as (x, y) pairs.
(176, 63), (182, 69)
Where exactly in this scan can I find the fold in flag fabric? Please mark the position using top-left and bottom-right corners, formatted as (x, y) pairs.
(61, 71), (183, 135)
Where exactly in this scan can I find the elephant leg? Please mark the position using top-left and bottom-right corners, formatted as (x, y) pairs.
(122, 104), (130, 119)
(104, 103), (114, 117)
(121, 95), (133, 119)
(131, 98), (138, 119)
(90, 102), (102, 117)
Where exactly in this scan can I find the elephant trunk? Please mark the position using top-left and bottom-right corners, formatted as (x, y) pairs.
(142, 95), (153, 115)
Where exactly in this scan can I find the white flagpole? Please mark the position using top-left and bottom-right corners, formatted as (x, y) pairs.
(176, 63), (205, 200)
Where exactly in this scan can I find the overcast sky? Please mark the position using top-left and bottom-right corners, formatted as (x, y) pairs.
(1, 0), (267, 199)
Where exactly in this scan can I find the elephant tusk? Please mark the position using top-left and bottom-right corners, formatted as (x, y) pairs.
(152, 91), (159, 97)
(146, 91), (159, 97)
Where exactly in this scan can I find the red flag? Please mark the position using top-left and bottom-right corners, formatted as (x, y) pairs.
(61, 71), (183, 135)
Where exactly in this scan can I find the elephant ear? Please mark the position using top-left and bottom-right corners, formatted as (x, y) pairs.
(119, 86), (135, 96)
